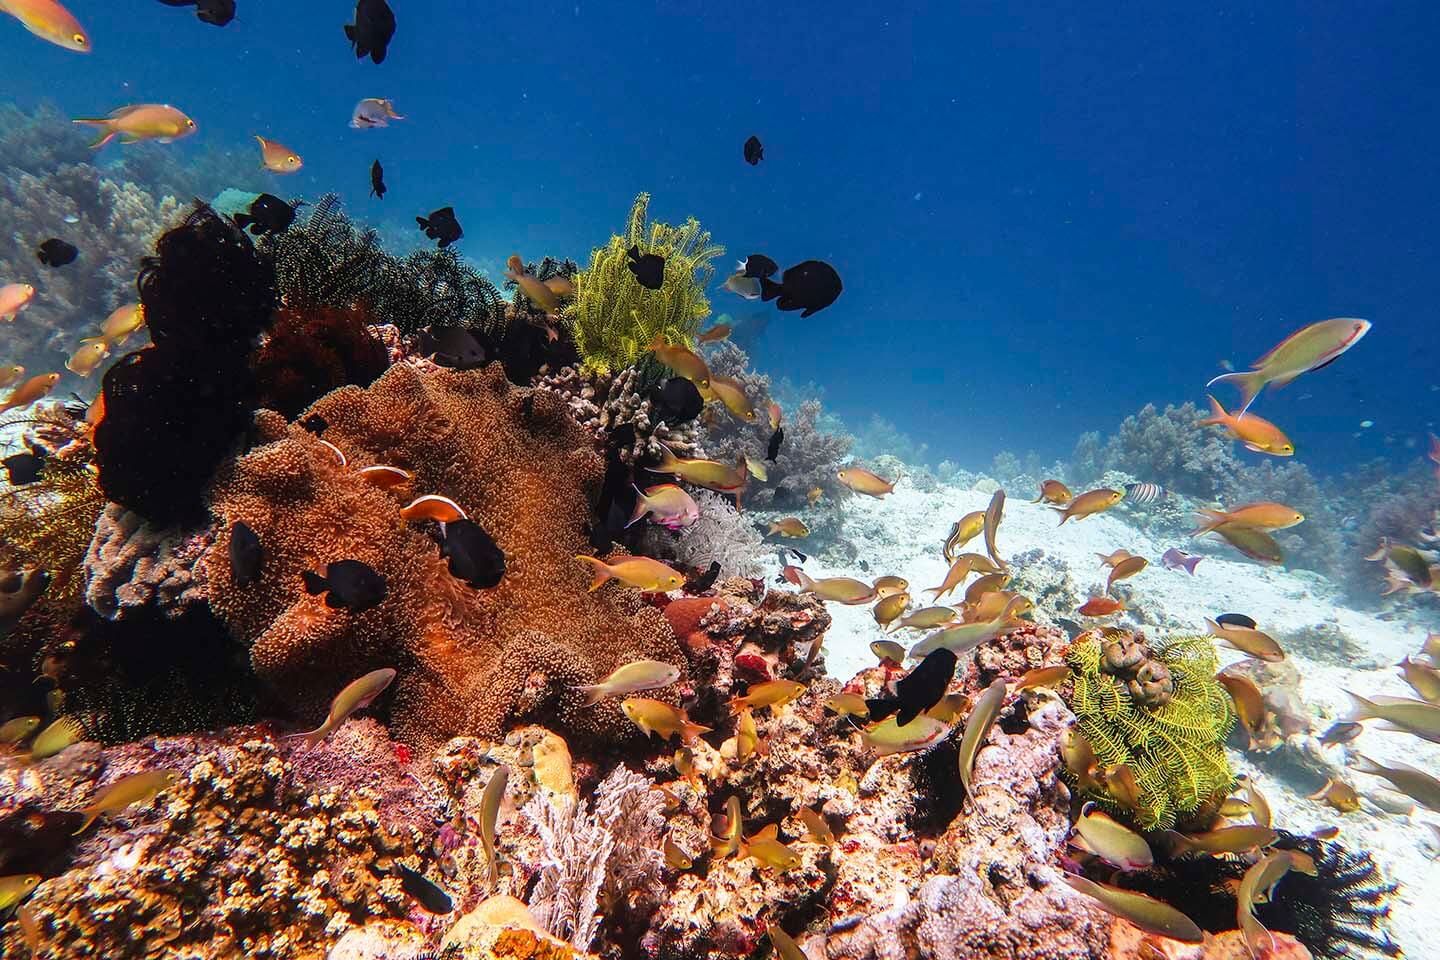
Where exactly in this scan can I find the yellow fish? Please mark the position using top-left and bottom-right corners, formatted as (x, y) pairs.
(710, 375), (757, 422)
(1236, 851), (1301, 958)
(784, 567), (876, 604)
(1073, 803), (1153, 870)
(256, 135), (303, 173)
(1200, 395), (1295, 456)
(65, 339), (109, 377)
(872, 592), (910, 628)
(480, 765), (509, 890)
(0, 372), (60, 414)
(983, 489), (1006, 570)
(95, 302), (145, 346)
(1165, 824), (1278, 856)
(728, 679), (805, 713)
(836, 466), (895, 498)
(0, 715), (40, 745)
(1208, 317), (1371, 418)
(291, 668), (396, 748)
(26, 715), (83, 761)
(1054, 488), (1124, 525)
(0, 364), (24, 388)
(734, 706), (765, 760)
(768, 925), (808, 960)
(1192, 502), (1305, 536)
(824, 692), (869, 719)
(957, 680), (1006, 799)
(711, 795), (743, 858)
(653, 446), (747, 497)
(74, 104), (195, 149)
(943, 511), (986, 561)
(925, 556), (973, 599)
(1031, 479), (1072, 505)
(1399, 655), (1440, 703)
(698, 323), (731, 343)
(806, 486), (822, 506)
(646, 335), (712, 392)
(872, 575), (908, 598)
(72, 769), (180, 835)
(740, 823), (802, 871)
(1012, 664), (1070, 694)
(1, 0), (88, 52)
(768, 517), (810, 538)
(0, 874), (40, 913)
(1105, 555), (1148, 593)
(895, 605), (958, 630)
(962, 572), (1011, 606)
(574, 660), (681, 705)
(1064, 875), (1203, 944)
(1096, 549), (1136, 568)
(505, 255), (559, 311)
(575, 555), (684, 593)
(622, 697), (710, 743)
(663, 834), (693, 869)
(862, 714), (949, 756)
(798, 807), (835, 845)
(869, 640), (906, 663)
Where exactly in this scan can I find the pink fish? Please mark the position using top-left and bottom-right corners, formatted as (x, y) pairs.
(1161, 547), (1202, 575)
(627, 483), (700, 530)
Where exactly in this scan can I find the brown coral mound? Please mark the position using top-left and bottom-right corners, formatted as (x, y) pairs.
(204, 362), (684, 745)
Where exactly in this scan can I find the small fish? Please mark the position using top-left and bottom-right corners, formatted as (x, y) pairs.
(928, 691), (972, 723)
(290, 668), (396, 747)
(1078, 596), (1125, 617)
(1216, 612), (1257, 628)
(1055, 488), (1124, 524)
(1160, 548), (1202, 575)
(759, 260), (843, 317)
(870, 639), (907, 664)
(73, 104), (197, 149)
(1353, 754), (1440, 812)
(744, 456), (769, 482)
(1318, 720), (1364, 747)
(1242, 778), (1272, 828)
(1073, 803), (1153, 870)
(825, 692), (869, 719)
(480, 765), (508, 889)
(1217, 673), (1266, 744)
(301, 559), (387, 612)
(0, 875), (40, 914)
(356, 464), (410, 489)
(962, 572), (1012, 606)
(629, 484), (700, 530)
(646, 338), (712, 392)
(836, 466), (894, 497)
(2, 0), (88, 50)
(743, 135), (763, 164)
(1308, 778), (1361, 813)
(1096, 549), (1136, 568)
(1212, 524), (1284, 564)
(767, 401), (782, 431)
(394, 864), (452, 914)
(0, 715), (40, 745)
(862, 714), (950, 756)
(160, 0), (236, 26)
(36, 237), (77, 267)
(504, 254), (560, 311)
(65, 339), (109, 376)
(27, 715), (84, 760)
(2, 448), (45, 485)
(1013, 665), (1071, 693)
(626, 245), (666, 290)
(1200, 395), (1295, 456)
(1122, 482), (1167, 504)
(729, 679), (806, 713)
(868, 649), (957, 726)
(710, 375), (757, 421)
(1399, 655), (1440, 703)
(722, 271), (761, 299)
(1345, 691), (1440, 743)
(872, 575), (907, 598)
(698, 324), (731, 343)
(233, 193), (297, 236)
(784, 567), (876, 604)
(94, 302), (145, 346)
(400, 494), (468, 523)
(344, 0), (395, 64)
(873, 592), (909, 629)
(894, 605), (959, 631)
(1062, 875), (1203, 944)
(650, 377), (704, 424)
(1205, 618), (1284, 662)
(943, 512), (986, 561)
(256, 136), (303, 173)
(1366, 539), (1439, 595)
(682, 560), (721, 594)
(1105, 555), (1148, 593)
(229, 521), (263, 587)
(957, 680), (1006, 799)
(1060, 728), (1103, 792)
(575, 660), (680, 706)
(674, 747), (698, 782)
(807, 486), (823, 506)
(983, 489), (1006, 570)
(576, 555), (684, 593)
(350, 97), (404, 129)
(1208, 317), (1372, 418)
(416, 207), (462, 248)
(0, 283), (36, 322)
(739, 254), (779, 279)
(740, 823), (801, 871)
(1103, 763), (1143, 812)
(365, 158), (387, 199)
(733, 706), (765, 760)
(1166, 824), (1278, 856)
(663, 834), (693, 869)
(1192, 501), (1305, 536)
(440, 519), (505, 588)
(768, 517), (809, 538)
(1031, 479), (1072, 505)
(1310, 825), (1341, 840)
(72, 769), (180, 834)
(926, 556), (973, 599)
(0, 568), (48, 632)
(1237, 852), (1302, 958)
(711, 795), (743, 858)
(0, 364), (23, 388)
(622, 698), (710, 742)
(766, 426), (784, 461)
(798, 806), (834, 845)
(319, 439), (347, 466)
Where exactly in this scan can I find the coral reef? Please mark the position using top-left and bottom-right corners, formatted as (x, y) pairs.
(204, 362), (685, 747)
(641, 490), (766, 580)
(1070, 402), (1239, 500)
(0, 440), (106, 606)
(1062, 632), (1235, 829)
(563, 193), (723, 375)
(535, 363), (705, 463)
(82, 503), (211, 620)
(251, 305), (390, 419)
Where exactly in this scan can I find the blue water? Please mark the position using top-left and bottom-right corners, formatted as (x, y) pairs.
(5, 1), (1439, 469)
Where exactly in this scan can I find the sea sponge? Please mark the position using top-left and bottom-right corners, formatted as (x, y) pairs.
(1062, 631), (1235, 830)
(563, 193), (723, 375)
(204, 362), (685, 746)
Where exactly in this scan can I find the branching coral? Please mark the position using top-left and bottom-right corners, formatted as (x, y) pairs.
(535, 363), (705, 463)
(563, 193), (723, 374)
(1062, 631), (1234, 830)
(640, 490), (766, 580)
(204, 363), (686, 747)
(1069, 402), (1240, 500)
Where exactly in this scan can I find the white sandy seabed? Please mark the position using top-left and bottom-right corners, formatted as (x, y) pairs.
(760, 479), (1440, 955)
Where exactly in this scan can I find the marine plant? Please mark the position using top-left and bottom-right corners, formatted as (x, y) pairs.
(564, 193), (723, 374)
(1062, 631), (1235, 830)
(0, 440), (107, 605)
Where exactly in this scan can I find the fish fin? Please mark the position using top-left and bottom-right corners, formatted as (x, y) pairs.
(1342, 690), (1377, 722)
(300, 570), (328, 595)
(1199, 394), (1229, 426)
(1242, 442), (1265, 453)
(754, 824), (779, 841)
(70, 808), (99, 836)
(1205, 370), (1267, 418)
(574, 684), (605, 707)
(416, 216), (430, 230)
(1190, 510), (1228, 537)
(232, 213), (254, 231)
(573, 555), (610, 592)
(72, 121), (117, 151)
(625, 485), (650, 528)
(344, 23), (355, 40)
(1364, 538), (1390, 562)
(680, 721), (711, 743)
(758, 276), (784, 302)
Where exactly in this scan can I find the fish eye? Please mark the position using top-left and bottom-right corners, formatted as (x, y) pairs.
(73, 33), (87, 45)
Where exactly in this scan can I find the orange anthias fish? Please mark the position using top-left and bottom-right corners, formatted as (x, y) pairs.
(654, 446), (747, 497)
(0, 364), (24, 388)
(505, 255), (559, 312)
(1105, 555), (1148, 594)
(710, 375), (757, 422)
(94, 302), (146, 346)
(1192, 502), (1304, 536)
(837, 466), (895, 497)
(65, 340), (109, 377)
(1031, 479), (1072, 505)
(73, 105), (195, 149)
(783, 566), (877, 604)
(256, 135), (303, 173)
(768, 402), (782, 431)
(575, 555), (684, 593)
(698, 324), (731, 343)
(0, 283), (36, 322)
(1, 0), (89, 52)
(0, 372), (60, 414)
(1207, 317), (1372, 418)
(1096, 549), (1136, 568)
(1212, 525), (1284, 564)
(646, 335), (712, 393)
(622, 697), (710, 743)
(1200, 396), (1295, 456)
(1078, 596), (1125, 617)
(1054, 488), (1124, 525)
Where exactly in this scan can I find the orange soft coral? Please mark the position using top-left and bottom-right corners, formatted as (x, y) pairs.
(204, 363), (685, 745)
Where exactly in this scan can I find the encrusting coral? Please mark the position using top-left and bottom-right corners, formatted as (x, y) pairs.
(563, 193), (723, 375)
(204, 362), (686, 747)
(1062, 631), (1235, 830)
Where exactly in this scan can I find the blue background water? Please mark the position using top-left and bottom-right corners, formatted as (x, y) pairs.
(5, 2), (1438, 471)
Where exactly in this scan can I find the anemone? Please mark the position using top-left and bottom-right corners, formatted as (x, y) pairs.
(563, 193), (723, 375)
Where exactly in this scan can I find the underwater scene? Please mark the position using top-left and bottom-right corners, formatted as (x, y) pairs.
(2, 2), (1439, 958)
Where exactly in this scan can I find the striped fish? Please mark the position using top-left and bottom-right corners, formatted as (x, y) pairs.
(1123, 482), (1166, 505)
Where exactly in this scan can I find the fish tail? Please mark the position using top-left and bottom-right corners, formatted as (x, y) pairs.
(72, 120), (116, 150)
(574, 555), (610, 592)
(625, 485), (650, 528)
(1053, 506), (1071, 526)
(1343, 690), (1378, 722)
(758, 277), (784, 301)
(575, 684), (605, 707)
(1199, 394), (1229, 425)
(1190, 510), (1227, 537)
(1363, 538), (1390, 562)
(70, 808), (99, 836)
(680, 721), (711, 743)
(1351, 753), (1383, 776)
(300, 570), (328, 595)
(1205, 370), (1267, 418)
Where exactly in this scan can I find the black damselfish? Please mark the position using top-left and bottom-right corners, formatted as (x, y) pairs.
(156, 0), (235, 26)
(759, 260), (842, 318)
(229, 521), (263, 587)
(743, 135), (763, 165)
(301, 560), (387, 612)
(345, 0), (395, 64)
(233, 194), (297, 237)
(370, 159), (386, 199)
(866, 648), (957, 726)
(423, 326), (487, 370)
(1, 448), (46, 485)
(766, 426), (784, 462)
(300, 413), (328, 435)
(683, 561), (721, 595)
(739, 254), (778, 279)
(626, 245), (665, 290)
(417, 207), (463, 248)
(440, 519), (505, 589)
(396, 864), (452, 914)
(36, 238), (78, 267)
(649, 377), (704, 425)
